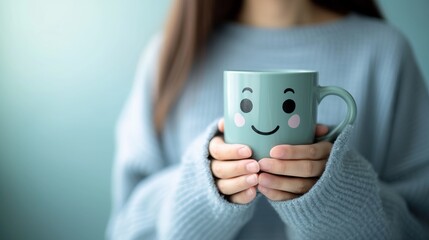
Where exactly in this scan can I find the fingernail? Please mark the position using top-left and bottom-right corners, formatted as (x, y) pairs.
(238, 147), (251, 157)
(258, 185), (267, 193)
(258, 175), (270, 186)
(270, 148), (285, 159)
(259, 159), (271, 171)
(246, 162), (259, 172)
(246, 175), (257, 185)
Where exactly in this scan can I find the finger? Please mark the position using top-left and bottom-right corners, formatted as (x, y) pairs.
(228, 187), (257, 204)
(258, 185), (299, 201)
(211, 159), (259, 179)
(218, 118), (225, 133)
(216, 174), (258, 195)
(259, 158), (327, 177)
(209, 136), (252, 160)
(270, 141), (332, 160)
(315, 124), (329, 137)
(258, 173), (317, 194)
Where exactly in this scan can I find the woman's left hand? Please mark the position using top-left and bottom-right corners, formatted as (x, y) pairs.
(257, 125), (333, 201)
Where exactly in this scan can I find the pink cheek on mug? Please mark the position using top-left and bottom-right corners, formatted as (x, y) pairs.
(234, 112), (245, 127)
(288, 114), (300, 128)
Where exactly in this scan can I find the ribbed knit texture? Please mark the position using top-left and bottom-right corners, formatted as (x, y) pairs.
(107, 14), (429, 239)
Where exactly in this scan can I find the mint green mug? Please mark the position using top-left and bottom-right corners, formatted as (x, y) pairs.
(224, 70), (357, 160)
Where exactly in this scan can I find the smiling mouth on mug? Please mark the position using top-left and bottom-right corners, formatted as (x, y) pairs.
(251, 125), (280, 135)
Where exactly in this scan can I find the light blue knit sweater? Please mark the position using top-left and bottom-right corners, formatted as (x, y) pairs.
(107, 14), (429, 239)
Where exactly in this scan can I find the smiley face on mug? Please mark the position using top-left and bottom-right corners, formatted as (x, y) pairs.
(233, 86), (301, 136)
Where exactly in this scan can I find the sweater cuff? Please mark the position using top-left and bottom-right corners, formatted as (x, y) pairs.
(159, 118), (256, 239)
(269, 125), (389, 239)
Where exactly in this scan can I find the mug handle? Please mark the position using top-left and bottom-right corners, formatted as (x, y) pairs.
(316, 86), (357, 142)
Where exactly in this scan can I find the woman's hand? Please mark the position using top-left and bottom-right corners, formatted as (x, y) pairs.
(257, 125), (332, 201)
(209, 119), (259, 204)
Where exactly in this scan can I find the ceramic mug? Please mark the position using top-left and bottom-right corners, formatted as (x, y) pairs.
(224, 70), (357, 160)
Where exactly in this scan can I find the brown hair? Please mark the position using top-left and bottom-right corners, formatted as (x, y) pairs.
(154, 0), (383, 131)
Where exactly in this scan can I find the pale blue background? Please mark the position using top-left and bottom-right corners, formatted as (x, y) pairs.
(0, 0), (428, 239)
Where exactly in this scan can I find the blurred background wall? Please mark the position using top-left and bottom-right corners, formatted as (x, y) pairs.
(0, 0), (428, 239)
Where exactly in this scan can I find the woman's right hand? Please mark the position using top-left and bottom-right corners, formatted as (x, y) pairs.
(209, 119), (259, 204)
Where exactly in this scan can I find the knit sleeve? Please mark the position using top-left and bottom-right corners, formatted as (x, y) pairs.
(268, 37), (429, 239)
(156, 120), (256, 240)
(106, 36), (255, 240)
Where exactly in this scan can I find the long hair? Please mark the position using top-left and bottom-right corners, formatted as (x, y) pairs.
(154, 0), (383, 131)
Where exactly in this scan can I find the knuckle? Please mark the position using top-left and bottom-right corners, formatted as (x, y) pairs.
(244, 174), (257, 187)
(303, 161), (314, 177)
(241, 175), (249, 186)
(258, 173), (268, 183)
(307, 146), (318, 159)
(286, 146), (296, 158)
(279, 160), (289, 174)
(233, 162), (242, 174)
(228, 146), (239, 158)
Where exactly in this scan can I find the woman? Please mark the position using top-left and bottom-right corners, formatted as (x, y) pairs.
(107, 0), (429, 239)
